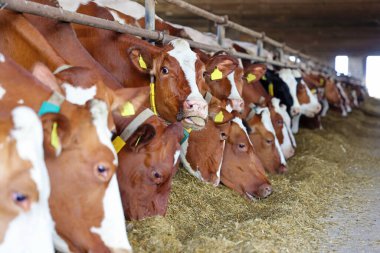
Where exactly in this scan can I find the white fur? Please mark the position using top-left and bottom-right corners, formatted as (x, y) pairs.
(168, 39), (206, 103)
(278, 69), (301, 115)
(57, 0), (91, 12)
(17, 99), (24, 104)
(62, 83), (97, 106)
(226, 104), (233, 113)
(271, 98), (296, 158)
(299, 81), (321, 117)
(52, 231), (71, 253)
(89, 99), (118, 166)
(90, 175), (132, 252)
(232, 117), (253, 146)
(2, 107), (55, 253)
(0, 53), (4, 62)
(321, 98), (329, 117)
(215, 141), (225, 186)
(227, 71), (242, 100)
(0, 85), (5, 100)
(109, 10), (126, 25)
(180, 139), (205, 182)
(169, 24), (220, 47)
(256, 107), (286, 165)
(336, 82), (352, 113)
(173, 150), (180, 166)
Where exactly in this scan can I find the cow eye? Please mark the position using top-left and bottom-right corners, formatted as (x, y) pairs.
(266, 139), (273, 145)
(12, 192), (31, 211)
(161, 67), (169, 74)
(277, 120), (283, 126)
(238, 143), (246, 150)
(96, 165), (111, 182)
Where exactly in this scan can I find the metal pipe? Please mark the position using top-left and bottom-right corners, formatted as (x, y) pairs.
(161, 0), (339, 74)
(0, 0), (298, 68)
(145, 0), (155, 31)
(216, 24), (225, 47)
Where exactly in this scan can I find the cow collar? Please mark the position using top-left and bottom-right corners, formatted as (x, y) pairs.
(112, 108), (155, 153)
(38, 91), (65, 116)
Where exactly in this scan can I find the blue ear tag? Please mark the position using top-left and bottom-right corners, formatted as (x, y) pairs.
(38, 101), (61, 116)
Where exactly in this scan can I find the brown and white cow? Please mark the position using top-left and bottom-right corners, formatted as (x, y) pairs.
(242, 64), (295, 160)
(0, 54), (131, 253)
(73, 2), (208, 131)
(0, 106), (54, 253)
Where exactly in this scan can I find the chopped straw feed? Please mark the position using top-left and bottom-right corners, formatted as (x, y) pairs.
(128, 98), (380, 252)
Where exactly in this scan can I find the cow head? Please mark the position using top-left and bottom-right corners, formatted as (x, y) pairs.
(0, 107), (54, 253)
(128, 39), (208, 131)
(113, 111), (183, 220)
(221, 117), (272, 199)
(245, 107), (287, 174)
(30, 64), (132, 253)
(278, 68), (301, 116)
(203, 52), (244, 112)
(271, 98), (296, 159)
(181, 108), (233, 186)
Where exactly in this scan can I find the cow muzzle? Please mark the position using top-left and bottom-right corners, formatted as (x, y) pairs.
(182, 99), (208, 131)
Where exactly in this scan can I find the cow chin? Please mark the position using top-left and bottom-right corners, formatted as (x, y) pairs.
(182, 115), (207, 131)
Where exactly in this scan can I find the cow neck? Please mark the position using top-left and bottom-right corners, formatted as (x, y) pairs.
(112, 108), (155, 153)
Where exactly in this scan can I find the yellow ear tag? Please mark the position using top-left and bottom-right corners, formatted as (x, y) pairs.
(51, 122), (61, 153)
(112, 136), (126, 153)
(120, 101), (135, 117)
(319, 78), (324, 85)
(268, 83), (274, 96)
(261, 75), (267, 81)
(311, 89), (317, 94)
(214, 111), (224, 123)
(210, 67), (223, 81)
(138, 55), (147, 70)
(246, 73), (257, 83)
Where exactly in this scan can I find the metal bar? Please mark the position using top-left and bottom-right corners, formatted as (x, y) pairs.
(256, 38), (263, 57)
(161, 0), (340, 75)
(145, 0), (155, 31)
(0, 0), (297, 68)
(216, 24), (225, 46)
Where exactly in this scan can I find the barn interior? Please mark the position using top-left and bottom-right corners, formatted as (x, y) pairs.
(0, 0), (379, 252)
(147, 0), (380, 84)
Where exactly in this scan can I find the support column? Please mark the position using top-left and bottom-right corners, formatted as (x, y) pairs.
(348, 55), (366, 81)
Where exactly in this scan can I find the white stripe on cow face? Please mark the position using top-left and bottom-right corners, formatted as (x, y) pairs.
(0, 85), (6, 100)
(90, 175), (132, 252)
(2, 107), (55, 253)
(227, 71), (242, 100)
(180, 139), (206, 182)
(271, 98), (296, 157)
(168, 39), (205, 102)
(256, 107), (287, 165)
(0, 53), (4, 62)
(89, 99), (118, 166)
(232, 117), (253, 147)
(62, 83), (97, 106)
(279, 69), (300, 114)
(173, 150), (180, 166)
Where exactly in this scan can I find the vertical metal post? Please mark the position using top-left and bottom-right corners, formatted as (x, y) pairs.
(216, 24), (225, 47)
(278, 46), (284, 63)
(145, 0), (155, 32)
(256, 39), (263, 57)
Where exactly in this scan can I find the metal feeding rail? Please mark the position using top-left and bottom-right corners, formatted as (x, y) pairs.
(161, 0), (336, 74)
(0, 0), (363, 83)
(0, 0), (297, 68)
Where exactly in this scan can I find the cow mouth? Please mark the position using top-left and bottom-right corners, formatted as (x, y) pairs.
(245, 192), (259, 201)
(182, 116), (207, 130)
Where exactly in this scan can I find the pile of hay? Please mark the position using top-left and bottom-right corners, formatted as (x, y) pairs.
(128, 100), (380, 253)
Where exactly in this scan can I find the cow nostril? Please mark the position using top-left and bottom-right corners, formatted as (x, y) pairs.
(153, 172), (161, 178)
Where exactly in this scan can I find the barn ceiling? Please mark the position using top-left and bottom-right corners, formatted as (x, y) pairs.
(138, 0), (380, 62)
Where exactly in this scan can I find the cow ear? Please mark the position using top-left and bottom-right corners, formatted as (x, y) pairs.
(40, 113), (71, 158)
(205, 55), (238, 81)
(244, 64), (267, 83)
(126, 124), (156, 151)
(128, 47), (153, 74)
(31, 63), (63, 93)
